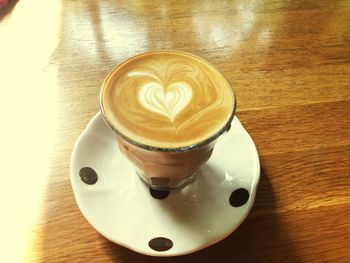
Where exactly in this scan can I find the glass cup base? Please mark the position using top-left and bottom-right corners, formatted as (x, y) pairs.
(136, 170), (197, 191)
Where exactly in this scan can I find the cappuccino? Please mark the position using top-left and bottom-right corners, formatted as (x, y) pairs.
(101, 51), (234, 149)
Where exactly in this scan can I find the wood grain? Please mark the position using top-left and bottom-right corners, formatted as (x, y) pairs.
(238, 100), (350, 155)
(0, 0), (349, 262)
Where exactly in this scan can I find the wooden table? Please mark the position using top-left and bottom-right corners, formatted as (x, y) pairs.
(1, 0), (349, 262)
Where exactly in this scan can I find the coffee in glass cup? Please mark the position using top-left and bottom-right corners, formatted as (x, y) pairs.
(100, 51), (235, 190)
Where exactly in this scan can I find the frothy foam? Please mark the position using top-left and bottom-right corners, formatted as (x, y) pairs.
(135, 72), (192, 122)
(101, 51), (235, 148)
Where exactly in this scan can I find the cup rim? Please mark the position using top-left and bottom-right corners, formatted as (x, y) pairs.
(99, 50), (236, 152)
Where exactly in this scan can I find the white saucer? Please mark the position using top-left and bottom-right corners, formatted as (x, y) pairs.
(70, 112), (260, 257)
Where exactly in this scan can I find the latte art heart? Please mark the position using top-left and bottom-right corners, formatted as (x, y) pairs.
(139, 82), (192, 121)
(102, 51), (235, 148)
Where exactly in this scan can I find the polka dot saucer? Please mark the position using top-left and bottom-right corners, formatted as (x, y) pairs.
(70, 112), (260, 256)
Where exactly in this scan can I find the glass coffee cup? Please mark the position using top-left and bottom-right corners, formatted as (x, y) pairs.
(100, 51), (236, 190)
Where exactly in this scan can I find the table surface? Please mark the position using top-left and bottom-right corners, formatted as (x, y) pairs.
(1, 0), (349, 262)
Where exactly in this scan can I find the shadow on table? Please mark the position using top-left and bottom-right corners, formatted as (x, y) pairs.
(104, 165), (300, 262)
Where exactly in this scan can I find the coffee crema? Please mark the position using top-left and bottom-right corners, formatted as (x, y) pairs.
(101, 51), (235, 148)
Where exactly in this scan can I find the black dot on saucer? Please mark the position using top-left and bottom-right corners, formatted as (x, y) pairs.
(229, 188), (250, 207)
(79, 167), (98, 185)
(150, 188), (170, 200)
(148, 237), (173, 252)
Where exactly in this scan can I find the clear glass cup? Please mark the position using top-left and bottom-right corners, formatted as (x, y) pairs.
(100, 51), (236, 191)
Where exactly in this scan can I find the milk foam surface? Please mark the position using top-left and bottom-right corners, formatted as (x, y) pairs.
(101, 51), (235, 148)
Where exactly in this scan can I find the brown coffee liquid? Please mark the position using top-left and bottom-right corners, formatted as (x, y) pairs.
(101, 51), (235, 148)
